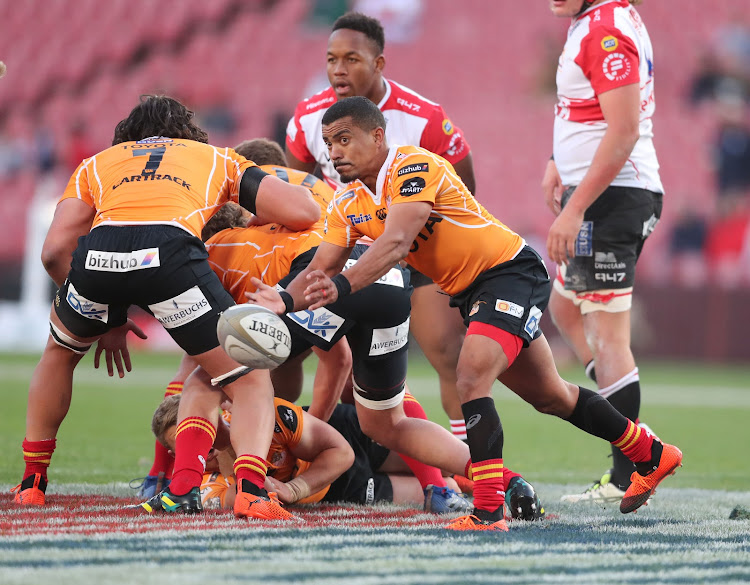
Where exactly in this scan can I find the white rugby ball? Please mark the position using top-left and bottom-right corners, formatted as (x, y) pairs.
(217, 304), (291, 370)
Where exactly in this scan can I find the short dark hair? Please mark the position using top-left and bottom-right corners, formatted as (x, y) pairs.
(112, 95), (208, 146)
(321, 96), (386, 132)
(332, 12), (385, 55)
(201, 202), (247, 242)
(234, 138), (287, 166)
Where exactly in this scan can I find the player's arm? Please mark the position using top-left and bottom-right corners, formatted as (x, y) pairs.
(307, 338), (352, 422)
(245, 241), (352, 313)
(547, 82), (640, 263)
(303, 201), (432, 308)
(41, 198), (95, 287)
(451, 151), (476, 194)
(285, 147), (318, 175)
(271, 411), (355, 504)
(239, 168), (320, 231)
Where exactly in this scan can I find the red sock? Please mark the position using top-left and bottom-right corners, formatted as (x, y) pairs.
(470, 458), (505, 513)
(22, 438), (56, 481)
(148, 381), (183, 478)
(398, 392), (446, 489)
(169, 417), (216, 495)
(612, 419), (654, 463)
(504, 467), (522, 483)
(234, 455), (268, 491)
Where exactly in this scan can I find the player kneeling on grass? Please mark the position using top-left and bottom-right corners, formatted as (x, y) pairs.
(146, 393), (474, 513)
(12, 95), (320, 520)
(246, 96), (683, 531)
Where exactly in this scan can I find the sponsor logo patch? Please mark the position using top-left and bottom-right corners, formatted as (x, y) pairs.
(85, 248), (160, 272)
(286, 307), (345, 340)
(277, 405), (298, 433)
(524, 306), (543, 338)
(148, 286), (211, 329)
(495, 299), (524, 319)
(602, 52), (632, 81)
(346, 213), (372, 226)
(442, 119), (454, 135)
(136, 137), (173, 144)
(397, 163), (429, 177)
(400, 177), (426, 197)
(601, 35), (618, 51)
(469, 300), (485, 317)
(376, 208), (388, 221)
(369, 318), (410, 356)
(466, 414), (482, 430)
(344, 259), (405, 288)
(575, 221), (594, 257)
(66, 282), (109, 323)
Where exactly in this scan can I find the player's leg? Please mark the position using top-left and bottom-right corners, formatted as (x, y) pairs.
(499, 332), (682, 514)
(409, 280), (467, 441)
(14, 305), (99, 506)
(270, 347), (312, 403)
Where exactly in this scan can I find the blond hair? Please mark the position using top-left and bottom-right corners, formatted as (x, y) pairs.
(151, 394), (181, 448)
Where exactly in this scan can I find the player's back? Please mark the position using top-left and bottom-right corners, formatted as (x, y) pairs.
(258, 165), (333, 231)
(61, 137), (254, 238)
(205, 225), (323, 303)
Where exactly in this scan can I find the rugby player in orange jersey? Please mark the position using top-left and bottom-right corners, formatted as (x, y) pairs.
(13, 95), (320, 523)
(247, 96), (684, 531)
(286, 13), (472, 443)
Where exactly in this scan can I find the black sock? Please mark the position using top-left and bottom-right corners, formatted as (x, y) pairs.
(565, 387), (628, 442)
(239, 479), (266, 497)
(461, 397), (503, 463)
(21, 474), (47, 493)
(607, 380), (641, 488)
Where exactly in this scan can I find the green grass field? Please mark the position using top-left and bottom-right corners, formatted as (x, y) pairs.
(1, 351), (749, 489)
(2, 351), (750, 585)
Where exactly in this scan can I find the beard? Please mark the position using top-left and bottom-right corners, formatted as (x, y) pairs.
(335, 166), (357, 183)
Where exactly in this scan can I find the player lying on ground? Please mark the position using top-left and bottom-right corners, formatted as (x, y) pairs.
(13, 95), (319, 518)
(145, 393), (490, 514)
(246, 96), (684, 532)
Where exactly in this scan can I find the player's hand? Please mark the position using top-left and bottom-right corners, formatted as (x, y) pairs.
(546, 206), (584, 265)
(541, 159), (564, 216)
(264, 475), (295, 504)
(304, 270), (338, 310)
(245, 277), (286, 314)
(93, 319), (147, 378)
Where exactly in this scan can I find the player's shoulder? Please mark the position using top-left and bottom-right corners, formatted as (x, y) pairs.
(382, 79), (443, 119)
(580, 0), (633, 37)
(293, 86), (337, 118)
(391, 145), (442, 171)
(273, 398), (303, 434)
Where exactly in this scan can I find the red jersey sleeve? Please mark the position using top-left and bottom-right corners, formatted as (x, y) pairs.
(285, 108), (316, 164)
(576, 26), (639, 95)
(419, 106), (470, 165)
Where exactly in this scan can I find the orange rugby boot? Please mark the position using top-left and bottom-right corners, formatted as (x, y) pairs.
(620, 443), (683, 514)
(446, 514), (509, 532)
(234, 483), (301, 522)
(12, 473), (47, 506)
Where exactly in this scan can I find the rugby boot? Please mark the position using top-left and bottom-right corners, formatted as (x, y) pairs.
(560, 468), (625, 504)
(445, 507), (508, 531)
(130, 486), (202, 514)
(505, 476), (545, 520)
(423, 484), (474, 514)
(12, 473), (46, 506)
(234, 480), (301, 521)
(620, 442), (682, 514)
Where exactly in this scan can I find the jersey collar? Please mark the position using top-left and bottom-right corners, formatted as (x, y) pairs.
(376, 79), (392, 109)
(375, 146), (400, 204)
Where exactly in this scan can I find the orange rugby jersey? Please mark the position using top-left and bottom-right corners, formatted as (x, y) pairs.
(324, 145), (524, 296)
(59, 137), (258, 238)
(267, 398), (330, 504)
(205, 224), (323, 303)
(259, 164), (332, 226)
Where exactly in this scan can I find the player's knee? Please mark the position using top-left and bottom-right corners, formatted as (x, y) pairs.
(530, 381), (578, 417)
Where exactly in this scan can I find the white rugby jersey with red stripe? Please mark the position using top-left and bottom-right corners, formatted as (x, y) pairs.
(286, 79), (470, 189)
(553, 0), (663, 193)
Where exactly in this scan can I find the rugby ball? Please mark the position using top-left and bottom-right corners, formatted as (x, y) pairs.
(217, 304), (291, 369)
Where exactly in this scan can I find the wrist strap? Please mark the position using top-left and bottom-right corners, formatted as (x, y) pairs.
(279, 291), (294, 313)
(285, 475), (311, 503)
(331, 273), (351, 297)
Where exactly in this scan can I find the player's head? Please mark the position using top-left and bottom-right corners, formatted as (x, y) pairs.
(151, 394), (180, 450)
(321, 96), (387, 183)
(201, 202), (249, 241)
(112, 95), (208, 146)
(327, 12), (386, 101)
(234, 138), (288, 166)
